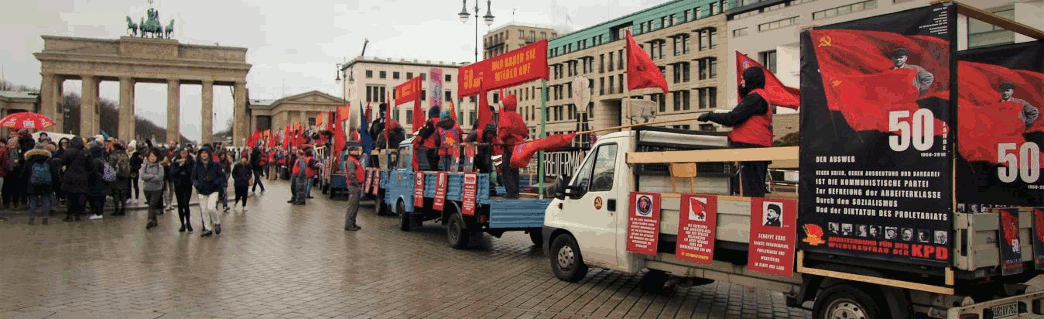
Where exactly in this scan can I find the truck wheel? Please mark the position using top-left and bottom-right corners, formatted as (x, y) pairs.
(447, 212), (470, 248)
(529, 229), (543, 247)
(812, 284), (881, 319)
(641, 269), (670, 293)
(550, 235), (588, 282)
(398, 201), (411, 232)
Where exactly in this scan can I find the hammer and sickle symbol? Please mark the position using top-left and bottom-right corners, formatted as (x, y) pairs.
(819, 36), (832, 47)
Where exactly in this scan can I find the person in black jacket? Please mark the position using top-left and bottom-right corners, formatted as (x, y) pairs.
(192, 148), (225, 237)
(231, 156), (252, 212)
(171, 148), (194, 232)
(86, 142), (111, 220)
(25, 145), (58, 225)
(697, 67), (773, 197)
(61, 137), (90, 221)
(249, 147), (265, 193)
(129, 142), (145, 202)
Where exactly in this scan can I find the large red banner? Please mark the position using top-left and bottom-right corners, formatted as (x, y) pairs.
(748, 198), (797, 276)
(433, 172), (448, 211)
(413, 172), (425, 208)
(457, 39), (549, 98)
(676, 194), (717, 264)
(461, 173), (478, 216)
(626, 192), (661, 256)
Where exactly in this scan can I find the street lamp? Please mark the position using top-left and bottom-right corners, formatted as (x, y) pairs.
(457, 0), (494, 63)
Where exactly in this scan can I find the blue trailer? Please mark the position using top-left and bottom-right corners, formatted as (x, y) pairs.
(377, 142), (549, 248)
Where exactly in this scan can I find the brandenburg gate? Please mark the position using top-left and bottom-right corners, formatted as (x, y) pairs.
(33, 35), (251, 145)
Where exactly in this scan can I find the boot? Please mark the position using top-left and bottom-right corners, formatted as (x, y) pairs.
(187, 223), (193, 232)
(42, 218), (48, 225)
(28, 218), (35, 225)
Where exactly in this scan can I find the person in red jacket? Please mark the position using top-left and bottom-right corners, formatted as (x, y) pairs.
(415, 106), (442, 170)
(343, 145), (364, 231)
(497, 95), (528, 198)
(697, 67), (773, 197)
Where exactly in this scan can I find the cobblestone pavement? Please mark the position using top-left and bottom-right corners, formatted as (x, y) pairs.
(0, 180), (811, 319)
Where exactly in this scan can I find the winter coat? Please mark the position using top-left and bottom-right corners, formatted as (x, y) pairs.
(140, 162), (165, 192)
(497, 95), (528, 145)
(60, 138), (91, 194)
(232, 163), (252, 187)
(170, 157), (195, 190)
(192, 160), (225, 195)
(109, 151), (130, 191)
(250, 148), (263, 169)
(0, 147), (8, 178)
(25, 148), (57, 195)
(87, 146), (111, 196)
(129, 150), (144, 178)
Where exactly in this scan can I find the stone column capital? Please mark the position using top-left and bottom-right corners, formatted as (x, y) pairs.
(201, 79), (215, 85)
(167, 78), (181, 85)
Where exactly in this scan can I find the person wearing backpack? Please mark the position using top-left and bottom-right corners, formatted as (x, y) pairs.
(108, 142), (131, 216)
(435, 108), (462, 171)
(343, 146), (364, 231)
(25, 145), (57, 225)
(86, 142), (113, 220)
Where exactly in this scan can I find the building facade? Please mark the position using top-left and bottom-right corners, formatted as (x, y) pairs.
(725, 0), (1044, 107)
(487, 0), (732, 142)
(247, 90), (346, 135)
(339, 57), (469, 134)
(484, 24), (559, 59)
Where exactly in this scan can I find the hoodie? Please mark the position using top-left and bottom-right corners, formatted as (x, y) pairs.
(140, 160), (165, 192)
(701, 67), (772, 147)
(192, 157), (225, 195)
(61, 137), (92, 194)
(497, 95), (528, 145)
(435, 116), (461, 157)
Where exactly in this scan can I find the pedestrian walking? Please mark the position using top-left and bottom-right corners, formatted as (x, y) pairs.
(140, 149), (165, 229)
(249, 146), (266, 193)
(343, 146), (365, 231)
(129, 141), (144, 203)
(218, 151), (232, 212)
(109, 142), (131, 216)
(164, 139), (179, 212)
(25, 145), (57, 225)
(231, 156), (251, 212)
(193, 148), (225, 237)
(171, 148), (194, 232)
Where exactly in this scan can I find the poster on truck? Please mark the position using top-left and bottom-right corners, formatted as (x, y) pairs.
(749, 198), (797, 276)
(1034, 208), (1044, 270)
(413, 172), (425, 208)
(676, 194), (717, 264)
(955, 41), (1044, 208)
(797, 3), (956, 267)
(626, 192), (660, 256)
(998, 208), (1023, 275)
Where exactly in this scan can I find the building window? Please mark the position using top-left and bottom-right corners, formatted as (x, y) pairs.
(421, 90), (427, 100)
(695, 7), (703, 19)
(618, 74), (624, 93)
(733, 27), (749, 37)
(618, 50), (624, 70)
(365, 70), (373, 78)
(684, 9), (692, 21)
(519, 30), (524, 39)
(608, 52), (614, 72)
(697, 87), (717, 109)
(683, 62), (691, 82)
(541, 32), (547, 39)
(405, 109), (412, 124)
(379, 71), (386, 79)
(793, 0), (818, 4)
(380, 87), (386, 102)
(968, 7), (1015, 48)
(653, 94), (665, 112)
(710, 2), (719, 15)
(406, 72), (413, 79)
(764, 3), (785, 11)
(758, 16), (799, 32)
(445, 91), (452, 101)
(759, 50), (777, 73)
(420, 73), (426, 81)
(813, 0), (877, 20)
(734, 10), (759, 19)
(366, 86), (372, 102)
(445, 74), (452, 82)
(709, 59), (717, 79)
(608, 77), (614, 94)
(393, 72), (400, 79)
(672, 91), (682, 111)
(700, 124), (715, 131)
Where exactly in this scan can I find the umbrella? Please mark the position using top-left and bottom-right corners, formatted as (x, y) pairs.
(0, 112), (55, 130)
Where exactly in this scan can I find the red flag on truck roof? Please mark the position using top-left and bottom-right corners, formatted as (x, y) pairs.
(626, 31), (668, 94)
(736, 51), (800, 109)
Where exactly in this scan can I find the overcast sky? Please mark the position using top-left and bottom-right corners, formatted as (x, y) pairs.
(1, 0), (669, 141)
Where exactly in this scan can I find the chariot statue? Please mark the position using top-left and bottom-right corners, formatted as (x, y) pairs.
(127, 1), (174, 39)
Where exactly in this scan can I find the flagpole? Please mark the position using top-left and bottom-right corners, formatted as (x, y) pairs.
(580, 116), (701, 135)
(624, 31), (633, 131)
(539, 80), (547, 199)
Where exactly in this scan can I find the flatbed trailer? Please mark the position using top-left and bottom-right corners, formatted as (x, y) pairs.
(375, 142), (549, 248)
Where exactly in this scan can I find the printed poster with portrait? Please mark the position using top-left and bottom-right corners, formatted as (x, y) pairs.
(676, 194), (717, 264)
(626, 192), (660, 256)
(798, 3), (956, 268)
(955, 41), (1044, 208)
(1034, 207), (1044, 270)
(413, 172), (425, 208)
(749, 198), (798, 276)
(998, 207), (1023, 276)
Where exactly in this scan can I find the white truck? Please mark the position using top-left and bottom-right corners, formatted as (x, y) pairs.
(541, 128), (1044, 319)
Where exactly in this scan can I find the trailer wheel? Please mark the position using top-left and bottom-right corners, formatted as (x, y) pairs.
(529, 229), (543, 247)
(398, 200), (411, 232)
(641, 270), (670, 293)
(812, 284), (882, 319)
(447, 212), (470, 248)
(550, 235), (588, 282)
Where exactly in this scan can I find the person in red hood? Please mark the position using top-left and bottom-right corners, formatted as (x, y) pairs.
(415, 106), (442, 170)
(497, 95), (528, 198)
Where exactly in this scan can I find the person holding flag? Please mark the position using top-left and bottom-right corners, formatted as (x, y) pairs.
(497, 95), (528, 198)
(697, 66), (773, 197)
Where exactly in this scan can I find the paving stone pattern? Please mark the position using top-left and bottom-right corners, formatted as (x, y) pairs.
(0, 180), (811, 319)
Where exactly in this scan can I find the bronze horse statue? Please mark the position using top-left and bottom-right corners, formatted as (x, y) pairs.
(126, 16), (138, 36)
(164, 19), (174, 39)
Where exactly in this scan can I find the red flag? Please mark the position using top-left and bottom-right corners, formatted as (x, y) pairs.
(282, 125), (290, 149)
(412, 99), (423, 133)
(334, 103), (350, 156)
(510, 133), (577, 168)
(247, 130), (262, 148)
(956, 61), (1044, 165)
(736, 51), (800, 109)
(477, 88), (491, 132)
(626, 31), (668, 94)
(364, 102), (372, 124)
(811, 29), (950, 133)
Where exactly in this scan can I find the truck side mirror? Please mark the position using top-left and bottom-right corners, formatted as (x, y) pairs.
(554, 174), (570, 200)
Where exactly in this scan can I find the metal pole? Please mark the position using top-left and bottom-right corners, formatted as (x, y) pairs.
(474, 3), (479, 63)
(538, 80), (547, 199)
